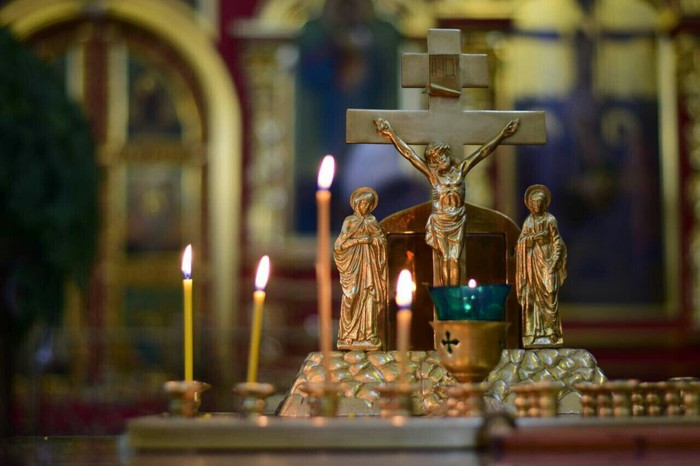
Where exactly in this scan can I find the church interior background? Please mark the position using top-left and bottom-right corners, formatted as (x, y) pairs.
(2, 0), (700, 436)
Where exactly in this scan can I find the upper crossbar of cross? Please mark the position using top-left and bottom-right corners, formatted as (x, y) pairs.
(346, 28), (546, 153)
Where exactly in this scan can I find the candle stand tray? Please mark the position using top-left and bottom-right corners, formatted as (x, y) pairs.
(125, 414), (700, 451)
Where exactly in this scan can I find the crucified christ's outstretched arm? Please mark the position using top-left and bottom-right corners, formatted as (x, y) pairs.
(458, 119), (520, 176)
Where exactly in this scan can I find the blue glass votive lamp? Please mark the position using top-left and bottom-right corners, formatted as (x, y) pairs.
(427, 284), (511, 321)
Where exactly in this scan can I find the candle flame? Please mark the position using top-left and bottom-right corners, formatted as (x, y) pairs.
(468, 278), (477, 288)
(255, 255), (270, 291)
(317, 155), (335, 190)
(396, 269), (413, 308)
(181, 244), (192, 279)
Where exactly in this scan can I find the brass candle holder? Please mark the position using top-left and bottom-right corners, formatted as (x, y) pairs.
(603, 380), (638, 417)
(669, 377), (700, 417)
(537, 381), (565, 417)
(298, 381), (340, 417)
(376, 382), (418, 417)
(574, 382), (613, 417)
(658, 381), (682, 417)
(444, 383), (487, 417)
(639, 381), (663, 416)
(233, 382), (276, 417)
(430, 320), (509, 383)
(163, 380), (211, 417)
(511, 381), (564, 417)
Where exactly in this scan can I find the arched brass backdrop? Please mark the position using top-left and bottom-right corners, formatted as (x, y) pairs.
(430, 321), (509, 383)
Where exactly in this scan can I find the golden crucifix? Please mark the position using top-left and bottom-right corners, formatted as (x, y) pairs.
(346, 28), (546, 286)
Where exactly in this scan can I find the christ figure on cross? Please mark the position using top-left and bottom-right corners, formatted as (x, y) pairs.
(374, 117), (520, 286)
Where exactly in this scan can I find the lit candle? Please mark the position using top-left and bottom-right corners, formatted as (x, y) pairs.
(247, 255), (270, 383)
(468, 278), (477, 288)
(181, 244), (193, 381)
(316, 155), (335, 373)
(396, 269), (414, 383)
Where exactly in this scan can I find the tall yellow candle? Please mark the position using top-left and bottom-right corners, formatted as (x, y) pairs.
(396, 269), (414, 383)
(247, 255), (270, 383)
(181, 244), (193, 381)
(316, 155), (335, 373)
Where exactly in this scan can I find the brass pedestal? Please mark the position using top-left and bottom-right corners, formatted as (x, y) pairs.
(163, 380), (210, 417)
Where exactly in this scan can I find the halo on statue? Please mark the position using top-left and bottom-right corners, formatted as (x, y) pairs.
(524, 184), (551, 209)
(349, 186), (379, 212)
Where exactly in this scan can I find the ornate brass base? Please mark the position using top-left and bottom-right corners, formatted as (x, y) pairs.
(486, 348), (607, 414)
(278, 350), (454, 417)
(278, 348), (607, 417)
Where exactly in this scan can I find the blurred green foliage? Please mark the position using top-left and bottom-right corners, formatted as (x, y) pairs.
(0, 26), (98, 340)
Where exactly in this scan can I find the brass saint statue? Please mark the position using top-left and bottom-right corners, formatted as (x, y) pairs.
(334, 187), (387, 351)
(374, 117), (520, 286)
(516, 185), (567, 348)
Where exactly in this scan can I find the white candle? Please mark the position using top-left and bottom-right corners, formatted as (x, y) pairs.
(181, 245), (193, 381)
(316, 155), (335, 375)
(396, 269), (414, 383)
(247, 255), (270, 383)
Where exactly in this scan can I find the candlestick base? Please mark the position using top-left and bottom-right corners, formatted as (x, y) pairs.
(163, 380), (211, 417)
(233, 382), (276, 417)
(298, 382), (340, 417)
(443, 383), (489, 417)
(376, 382), (419, 417)
(511, 381), (565, 417)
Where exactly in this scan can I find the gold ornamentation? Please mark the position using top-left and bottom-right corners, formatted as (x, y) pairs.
(677, 34), (700, 324)
(279, 350), (455, 416)
(348, 28), (544, 295)
(375, 117), (519, 286)
(279, 348), (606, 416)
(334, 187), (387, 351)
(516, 184), (567, 348)
(487, 348), (607, 415)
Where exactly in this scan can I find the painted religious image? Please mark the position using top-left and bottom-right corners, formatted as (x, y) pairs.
(516, 184), (567, 348)
(334, 187), (387, 351)
(511, 1), (663, 306)
(126, 165), (182, 254)
(294, 0), (401, 233)
(374, 117), (520, 286)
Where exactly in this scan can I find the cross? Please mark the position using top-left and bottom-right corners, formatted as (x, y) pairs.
(346, 28), (546, 155)
(441, 331), (459, 354)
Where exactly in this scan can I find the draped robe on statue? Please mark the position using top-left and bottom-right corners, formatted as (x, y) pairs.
(516, 212), (567, 347)
(334, 210), (387, 350)
(426, 178), (466, 260)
